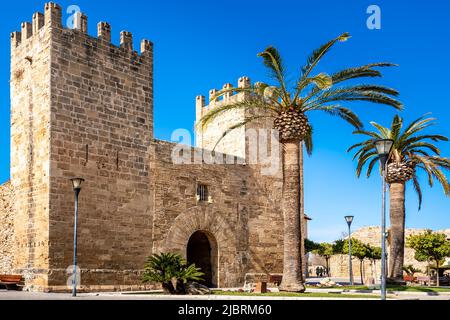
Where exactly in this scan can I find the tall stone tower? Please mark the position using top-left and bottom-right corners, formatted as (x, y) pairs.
(10, 2), (154, 291)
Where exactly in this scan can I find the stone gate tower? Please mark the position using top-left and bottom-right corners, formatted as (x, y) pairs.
(3, 2), (311, 292)
(10, 2), (154, 290)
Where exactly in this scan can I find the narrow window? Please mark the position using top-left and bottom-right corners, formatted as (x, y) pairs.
(196, 184), (208, 202)
(85, 144), (89, 164)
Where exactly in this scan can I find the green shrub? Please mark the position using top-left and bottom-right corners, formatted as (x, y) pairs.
(142, 252), (204, 294)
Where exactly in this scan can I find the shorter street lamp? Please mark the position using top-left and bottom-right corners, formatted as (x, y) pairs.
(345, 215), (354, 286)
(70, 177), (85, 297)
(374, 139), (394, 301)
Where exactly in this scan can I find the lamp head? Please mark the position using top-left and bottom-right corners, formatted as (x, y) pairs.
(70, 177), (85, 191)
(345, 215), (354, 227)
(374, 139), (394, 157)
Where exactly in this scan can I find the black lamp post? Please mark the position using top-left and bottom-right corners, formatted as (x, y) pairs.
(70, 177), (84, 297)
(345, 215), (354, 286)
(374, 139), (394, 300)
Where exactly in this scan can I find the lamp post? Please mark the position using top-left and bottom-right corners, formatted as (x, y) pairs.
(374, 139), (394, 301)
(345, 215), (354, 286)
(70, 177), (84, 297)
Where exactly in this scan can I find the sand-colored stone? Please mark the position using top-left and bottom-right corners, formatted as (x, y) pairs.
(0, 2), (309, 292)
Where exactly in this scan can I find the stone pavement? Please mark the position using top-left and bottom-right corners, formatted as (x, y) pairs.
(0, 290), (379, 300)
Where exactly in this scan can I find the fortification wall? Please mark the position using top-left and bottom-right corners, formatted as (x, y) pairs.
(10, 4), (54, 289)
(150, 139), (285, 287)
(43, 4), (154, 291)
(328, 226), (450, 281)
(0, 182), (14, 274)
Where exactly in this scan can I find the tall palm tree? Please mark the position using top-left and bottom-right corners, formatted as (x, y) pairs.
(348, 114), (450, 282)
(198, 32), (402, 292)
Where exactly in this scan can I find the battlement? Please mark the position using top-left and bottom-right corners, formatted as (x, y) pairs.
(196, 76), (252, 121)
(10, 2), (153, 56)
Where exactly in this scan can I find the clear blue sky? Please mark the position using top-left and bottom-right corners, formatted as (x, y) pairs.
(1, 1), (449, 242)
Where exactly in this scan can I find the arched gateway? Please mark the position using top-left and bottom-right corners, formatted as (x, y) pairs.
(186, 231), (218, 287)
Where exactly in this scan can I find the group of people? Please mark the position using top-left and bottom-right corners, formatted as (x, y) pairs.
(315, 266), (328, 277)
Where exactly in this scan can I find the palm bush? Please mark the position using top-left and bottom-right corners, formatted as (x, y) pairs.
(142, 252), (204, 294)
(402, 264), (422, 277)
(349, 114), (450, 281)
(199, 32), (402, 292)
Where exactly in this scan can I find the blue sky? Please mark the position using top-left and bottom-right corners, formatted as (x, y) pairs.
(0, 1), (449, 242)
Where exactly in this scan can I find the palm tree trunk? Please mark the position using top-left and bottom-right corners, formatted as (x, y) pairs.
(299, 141), (306, 278)
(279, 141), (305, 292)
(388, 182), (406, 281)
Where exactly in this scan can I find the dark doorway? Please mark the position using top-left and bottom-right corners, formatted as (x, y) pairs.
(187, 231), (216, 287)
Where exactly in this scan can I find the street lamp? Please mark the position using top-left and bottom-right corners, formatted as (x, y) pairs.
(345, 215), (354, 286)
(70, 177), (84, 297)
(374, 139), (394, 301)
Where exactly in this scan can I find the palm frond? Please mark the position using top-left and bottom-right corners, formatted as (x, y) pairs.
(366, 156), (381, 178)
(369, 121), (391, 139)
(304, 126), (313, 156)
(315, 105), (363, 129)
(304, 88), (403, 111)
(300, 32), (350, 78)
(257, 46), (290, 104)
(198, 98), (278, 130)
(412, 175), (423, 210)
(331, 62), (397, 84)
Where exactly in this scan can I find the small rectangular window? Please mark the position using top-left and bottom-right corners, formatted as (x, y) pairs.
(196, 184), (208, 202)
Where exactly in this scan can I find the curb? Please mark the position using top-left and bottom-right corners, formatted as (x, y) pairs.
(306, 288), (450, 297)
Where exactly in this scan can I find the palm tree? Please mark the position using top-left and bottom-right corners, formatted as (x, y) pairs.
(198, 32), (402, 292)
(348, 114), (450, 282)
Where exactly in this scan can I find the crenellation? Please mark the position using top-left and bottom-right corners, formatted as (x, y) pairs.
(222, 83), (234, 102)
(73, 12), (88, 34)
(238, 76), (251, 88)
(32, 12), (45, 34)
(21, 22), (32, 39)
(44, 2), (62, 28)
(97, 22), (111, 42)
(195, 95), (205, 121)
(140, 39), (153, 55)
(209, 88), (218, 104)
(120, 31), (133, 51)
(10, 32), (22, 48)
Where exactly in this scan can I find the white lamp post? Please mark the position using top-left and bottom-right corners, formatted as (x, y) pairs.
(345, 215), (354, 286)
(374, 139), (394, 300)
(70, 177), (84, 297)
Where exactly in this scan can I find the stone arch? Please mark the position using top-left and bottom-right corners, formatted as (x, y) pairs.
(162, 209), (237, 287)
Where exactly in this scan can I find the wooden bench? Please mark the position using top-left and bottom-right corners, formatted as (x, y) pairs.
(0, 275), (24, 291)
(416, 276), (431, 286)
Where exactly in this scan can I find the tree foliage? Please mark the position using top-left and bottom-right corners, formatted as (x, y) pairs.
(348, 114), (450, 209)
(339, 238), (382, 284)
(406, 231), (450, 265)
(142, 252), (204, 294)
(406, 230), (450, 286)
(198, 33), (402, 155)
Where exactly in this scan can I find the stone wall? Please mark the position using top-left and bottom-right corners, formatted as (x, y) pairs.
(0, 181), (14, 274)
(4, 2), (309, 292)
(327, 226), (450, 281)
(10, 5), (54, 289)
(45, 6), (153, 291)
(150, 139), (285, 288)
